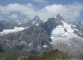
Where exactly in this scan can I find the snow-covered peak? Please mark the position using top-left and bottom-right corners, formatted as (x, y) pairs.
(50, 20), (83, 56)
(50, 21), (80, 45)
(44, 14), (66, 24)
(50, 20), (83, 58)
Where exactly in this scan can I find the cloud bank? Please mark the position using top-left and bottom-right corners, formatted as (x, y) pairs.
(0, 2), (83, 21)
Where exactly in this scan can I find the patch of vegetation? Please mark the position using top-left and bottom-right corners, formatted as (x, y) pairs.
(0, 50), (26, 60)
(28, 49), (72, 60)
(0, 49), (78, 60)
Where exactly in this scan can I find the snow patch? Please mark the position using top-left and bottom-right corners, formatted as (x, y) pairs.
(44, 19), (48, 23)
(18, 23), (21, 25)
(36, 24), (39, 26)
(29, 43), (33, 46)
(43, 45), (47, 48)
(0, 26), (25, 35)
(74, 29), (79, 31)
(21, 41), (25, 43)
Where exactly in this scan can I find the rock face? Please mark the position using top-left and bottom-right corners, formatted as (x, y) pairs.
(0, 14), (83, 58)
(0, 25), (53, 53)
(0, 16), (43, 32)
(0, 43), (4, 52)
(0, 23), (3, 32)
(9, 15), (43, 27)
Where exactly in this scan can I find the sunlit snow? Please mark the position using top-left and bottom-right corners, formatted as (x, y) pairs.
(36, 24), (39, 26)
(0, 26), (25, 35)
(43, 45), (47, 48)
(50, 21), (81, 46)
(50, 21), (83, 56)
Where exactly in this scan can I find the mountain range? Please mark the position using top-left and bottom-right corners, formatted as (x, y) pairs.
(0, 14), (83, 59)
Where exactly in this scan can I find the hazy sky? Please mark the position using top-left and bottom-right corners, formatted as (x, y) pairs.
(0, 0), (83, 22)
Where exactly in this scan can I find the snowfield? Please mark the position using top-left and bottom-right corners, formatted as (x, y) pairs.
(0, 26), (25, 35)
(50, 21), (83, 57)
(50, 21), (80, 45)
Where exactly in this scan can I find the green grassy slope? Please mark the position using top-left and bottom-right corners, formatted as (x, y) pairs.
(0, 51), (26, 60)
(0, 49), (74, 60)
(28, 49), (71, 60)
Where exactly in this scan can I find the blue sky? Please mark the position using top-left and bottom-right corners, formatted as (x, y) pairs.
(0, 0), (83, 5)
(0, 0), (83, 22)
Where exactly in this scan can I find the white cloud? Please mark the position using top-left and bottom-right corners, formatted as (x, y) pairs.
(37, 2), (83, 21)
(0, 2), (83, 21)
(33, 0), (47, 3)
(0, 3), (36, 18)
(9, 14), (18, 18)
